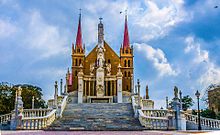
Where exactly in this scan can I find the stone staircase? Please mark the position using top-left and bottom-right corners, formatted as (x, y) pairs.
(48, 103), (144, 131)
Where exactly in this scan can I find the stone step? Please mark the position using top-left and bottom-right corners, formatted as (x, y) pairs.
(48, 103), (144, 131)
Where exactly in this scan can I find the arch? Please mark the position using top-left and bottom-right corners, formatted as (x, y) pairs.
(75, 59), (78, 66)
(79, 59), (82, 65)
(125, 49), (128, 54)
(75, 70), (78, 76)
(108, 59), (111, 63)
(124, 71), (127, 77)
(128, 60), (130, 67)
(128, 71), (131, 77)
(124, 60), (127, 67)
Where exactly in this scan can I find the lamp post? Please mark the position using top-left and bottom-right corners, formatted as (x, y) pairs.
(195, 90), (201, 130)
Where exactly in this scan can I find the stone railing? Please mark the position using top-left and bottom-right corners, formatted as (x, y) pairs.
(22, 109), (56, 129)
(142, 109), (168, 117)
(57, 95), (68, 118)
(138, 110), (169, 130)
(23, 109), (53, 118)
(185, 113), (220, 129)
(0, 113), (12, 124)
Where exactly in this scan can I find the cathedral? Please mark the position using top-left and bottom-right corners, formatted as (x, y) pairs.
(65, 13), (134, 103)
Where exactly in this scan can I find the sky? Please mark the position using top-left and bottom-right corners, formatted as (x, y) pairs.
(0, 0), (220, 109)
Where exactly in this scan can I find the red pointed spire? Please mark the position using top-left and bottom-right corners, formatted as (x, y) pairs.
(123, 13), (130, 49)
(75, 11), (83, 49)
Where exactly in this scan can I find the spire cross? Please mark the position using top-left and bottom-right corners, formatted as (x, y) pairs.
(99, 17), (103, 22)
(79, 8), (82, 15)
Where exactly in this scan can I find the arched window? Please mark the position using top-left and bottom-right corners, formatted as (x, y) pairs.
(124, 71), (127, 77)
(79, 59), (82, 65)
(126, 49), (128, 54)
(108, 59), (110, 63)
(124, 60), (127, 67)
(75, 70), (78, 76)
(128, 71), (131, 77)
(127, 85), (129, 90)
(77, 48), (80, 52)
(128, 60), (130, 67)
(75, 59), (78, 66)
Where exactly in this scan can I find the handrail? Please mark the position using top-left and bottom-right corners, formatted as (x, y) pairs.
(22, 109), (56, 129)
(22, 109), (56, 120)
(57, 95), (68, 118)
(138, 109), (169, 130)
(185, 113), (220, 129)
(23, 109), (52, 117)
(0, 113), (12, 124)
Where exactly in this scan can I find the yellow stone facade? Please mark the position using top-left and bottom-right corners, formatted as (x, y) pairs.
(66, 17), (133, 102)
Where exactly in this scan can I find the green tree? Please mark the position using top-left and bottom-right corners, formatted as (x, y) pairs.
(169, 95), (194, 111)
(216, 112), (220, 120)
(182, 95), (194, 111)
(0, 82), (47, 115)
(201, 109), (216, 119)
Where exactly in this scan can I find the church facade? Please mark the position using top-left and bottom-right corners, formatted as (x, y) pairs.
(65, 13), (134, 103)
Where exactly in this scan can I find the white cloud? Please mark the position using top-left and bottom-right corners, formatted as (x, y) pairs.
(184, 36), (209, 63)
(133, 0), (188, 41)
(23, 11), (69, 58)
(184, 36), (220, 87)
(0, 19), (17, 38)
(199, 63), (220, 87)
(135, 43), (177, 76)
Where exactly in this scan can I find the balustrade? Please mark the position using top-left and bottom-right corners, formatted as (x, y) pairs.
(142, 109), (168, 118)
(185, 113), (220, 129)
(138, 110), (169, 130)
(23, 109), (52, 118)
(22, 109), (56, 129)
(0, 113), (12, 124)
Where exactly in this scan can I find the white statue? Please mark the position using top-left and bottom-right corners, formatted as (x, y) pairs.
(106, 63), (111, 75)
(90, 63), (95, 75)
(97, 47), (105, 67)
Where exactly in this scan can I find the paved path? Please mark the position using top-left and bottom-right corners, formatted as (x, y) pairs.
(1, 130), (219, 135)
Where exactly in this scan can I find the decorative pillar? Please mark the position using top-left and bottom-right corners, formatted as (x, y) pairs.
(105, 81), (107, 96)
(114, 80), (116, 96)
(109, 80), (112, 96)
(60, 79), (63, 95)
(179, 90), (183, 110)
(137, 79), (141, 107)
(171, 86), (186, 130)
(84, 81), (87, 96)
(54, 81), (58, 108)
(166, 96), (169, 109)
(88, 80), (91, 96)
(131, 74), (134, 94)
(92, 80), (95, 96)
(117, 64), (123, 103)
(32, 96), (35, 109)
(78, 67), (84, 103)
(10, 86), (24, 130)
(145, 85), (149, 99)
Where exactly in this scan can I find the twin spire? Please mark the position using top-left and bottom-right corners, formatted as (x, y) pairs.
(122, 13), (130, 49)
(75, 11), (83, 49)
(74, 10), (130, 49)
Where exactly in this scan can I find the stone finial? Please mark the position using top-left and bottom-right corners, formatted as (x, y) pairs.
(174, 86), (178, 99)
(32, 96), (34, 109)
(166, 96), (168, 109)
(17, 86), (22, 97)
(146, 85), (149, 99)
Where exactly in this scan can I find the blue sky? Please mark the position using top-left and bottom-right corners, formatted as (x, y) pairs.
(0, 0), (220, 109)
